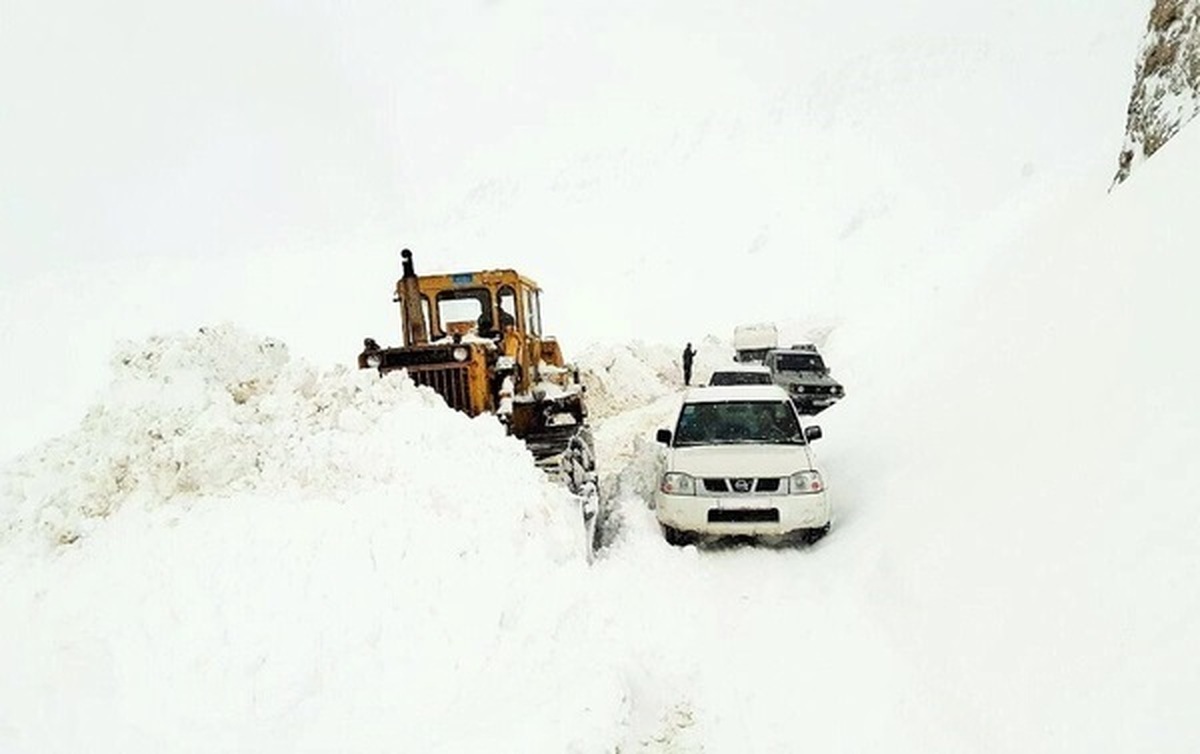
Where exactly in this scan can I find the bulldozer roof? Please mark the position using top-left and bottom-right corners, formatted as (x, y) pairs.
(410, 268), (541, 292)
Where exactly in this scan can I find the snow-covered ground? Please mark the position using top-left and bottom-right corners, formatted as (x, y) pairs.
(4, 1), (1199, 752)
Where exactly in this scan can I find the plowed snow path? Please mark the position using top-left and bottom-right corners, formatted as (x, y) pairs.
(587, 394), (961, 752)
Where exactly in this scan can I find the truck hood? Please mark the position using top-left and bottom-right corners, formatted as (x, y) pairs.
(666, 444), (815, 477)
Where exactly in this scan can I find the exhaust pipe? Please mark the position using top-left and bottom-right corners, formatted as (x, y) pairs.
(397, 248), (429, 346)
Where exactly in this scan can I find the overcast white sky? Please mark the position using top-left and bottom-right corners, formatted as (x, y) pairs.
(0, 1), (1144, 460)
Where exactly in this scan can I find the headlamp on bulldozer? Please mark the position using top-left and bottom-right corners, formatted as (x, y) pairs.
(452, 346), (470, 362)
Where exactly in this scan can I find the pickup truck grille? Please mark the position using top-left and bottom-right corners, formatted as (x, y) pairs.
(702, 477), (782, 494)
(708, 508), (780, 523)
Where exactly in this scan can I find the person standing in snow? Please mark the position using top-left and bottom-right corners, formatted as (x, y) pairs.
(682, 342), (697, 386)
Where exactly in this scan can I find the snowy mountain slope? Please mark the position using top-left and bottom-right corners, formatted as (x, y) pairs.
(5, 111), (1199, 750)
(815, 126), (1200, 751)
(4, 132), (1200, 750)
(1115, 0), (1200, 183)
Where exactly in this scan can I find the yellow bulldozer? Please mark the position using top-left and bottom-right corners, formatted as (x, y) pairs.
(358, 249), (600, 541)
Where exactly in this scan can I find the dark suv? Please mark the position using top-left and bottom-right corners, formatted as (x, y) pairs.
(763, 345), (845, 414)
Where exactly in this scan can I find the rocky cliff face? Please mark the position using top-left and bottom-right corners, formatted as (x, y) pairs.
(1114, 0), (1200, 184)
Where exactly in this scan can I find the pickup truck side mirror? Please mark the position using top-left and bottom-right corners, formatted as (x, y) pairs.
(804, 426), (823, 442)
(656, 429), (673, 445)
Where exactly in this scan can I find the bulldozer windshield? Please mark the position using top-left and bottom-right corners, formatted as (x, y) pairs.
(435, 288), (491, 337)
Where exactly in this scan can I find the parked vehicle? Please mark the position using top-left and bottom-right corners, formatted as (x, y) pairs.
(763, 344), (845, 415)
(653, 385), (831, 546)
(732, 323), (778, 363)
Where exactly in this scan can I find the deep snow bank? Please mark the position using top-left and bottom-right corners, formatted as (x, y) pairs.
(573, 320), (847, 421)
(819, 130), (1200, 752)
(0, 325), (633, 753)
(1, 325), (582, 556)
(574, 335), (736, 419)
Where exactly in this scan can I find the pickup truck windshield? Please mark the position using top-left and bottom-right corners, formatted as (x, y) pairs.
(674, 400), (804, 446)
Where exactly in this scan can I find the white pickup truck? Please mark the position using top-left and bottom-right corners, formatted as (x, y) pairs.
(653, 385), (831, 546)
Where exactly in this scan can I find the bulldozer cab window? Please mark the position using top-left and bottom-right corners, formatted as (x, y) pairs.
(435, 288), (491, 337)
(498, 285), (517, 331)
(524, 288), (542, 336)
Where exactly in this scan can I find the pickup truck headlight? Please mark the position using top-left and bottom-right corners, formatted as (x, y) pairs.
(789, 470), (824, 494)
(792, 385), (806, 394)
(661, 472), (697, 496)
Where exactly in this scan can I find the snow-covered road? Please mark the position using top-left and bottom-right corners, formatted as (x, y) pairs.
(0, 333), (973, 753)
(584, 380), (952, 751)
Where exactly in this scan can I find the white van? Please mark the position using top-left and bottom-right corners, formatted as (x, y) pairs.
(732, 323), (778, 364)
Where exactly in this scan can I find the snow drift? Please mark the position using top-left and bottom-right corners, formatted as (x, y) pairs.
(2, 325), (583, 554)
(0, 325), (633, 754)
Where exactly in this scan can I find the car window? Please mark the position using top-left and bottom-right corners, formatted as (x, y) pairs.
(709, 371), (772, 386)
(674, 400), (804, 446)
(774, 353), (826, 372)
(705, 372), (772, 386)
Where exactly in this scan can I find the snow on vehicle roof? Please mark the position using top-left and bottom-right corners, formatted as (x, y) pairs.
(682, 384), (790, 403)
(710, 364), (770, 373)
(772, 343), (820, 354)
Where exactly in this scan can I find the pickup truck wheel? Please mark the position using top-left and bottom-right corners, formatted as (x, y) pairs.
(662, 524), (694, 547)
(802, 523), (830, 545)
(792, 399), (816, 415)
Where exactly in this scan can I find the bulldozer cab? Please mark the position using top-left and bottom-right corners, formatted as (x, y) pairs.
(400, 269), (533, 342)
(359, 249), (597, 547)
(394, 267), (566, 398)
